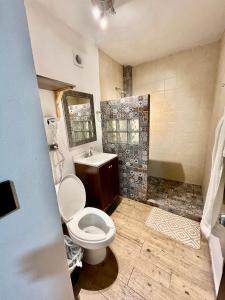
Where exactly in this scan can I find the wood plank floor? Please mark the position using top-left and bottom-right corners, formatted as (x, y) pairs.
(74, 198), (215, 300)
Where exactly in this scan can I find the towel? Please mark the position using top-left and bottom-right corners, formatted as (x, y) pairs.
(200, 110), (225, 238)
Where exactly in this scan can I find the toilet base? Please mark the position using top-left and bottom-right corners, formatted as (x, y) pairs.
(83, 247), (107, 265)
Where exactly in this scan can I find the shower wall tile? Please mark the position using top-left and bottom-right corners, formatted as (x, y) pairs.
(101, 94), (150, 202)
(133, 42), (220, 186)
(123, 65), (133, 96)
(147, 176), (203, 221)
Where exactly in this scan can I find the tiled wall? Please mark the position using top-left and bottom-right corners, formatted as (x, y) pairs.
(101, 94), (150, 201)
(123, 65), (133, 96)
(133, 42), (220, 185)
(203, 34), (225, 199)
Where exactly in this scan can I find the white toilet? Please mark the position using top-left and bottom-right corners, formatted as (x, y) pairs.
(56, 174), (116, 265)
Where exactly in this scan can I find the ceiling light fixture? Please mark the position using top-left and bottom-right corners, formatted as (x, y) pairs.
(100, 16), (108, 29)
(91, 0), (116, 29)
(92, 5), (101, 19)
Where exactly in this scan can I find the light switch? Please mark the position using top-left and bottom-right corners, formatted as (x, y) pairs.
(0, 180), (19, 218)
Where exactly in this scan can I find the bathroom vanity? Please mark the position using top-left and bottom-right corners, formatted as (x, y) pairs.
(74, 152), (119, 211)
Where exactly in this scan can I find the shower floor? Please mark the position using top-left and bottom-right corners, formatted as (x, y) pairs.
(147, 176), (204, 221)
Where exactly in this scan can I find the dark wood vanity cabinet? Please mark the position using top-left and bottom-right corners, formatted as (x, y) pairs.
(74, 157), (119, 211)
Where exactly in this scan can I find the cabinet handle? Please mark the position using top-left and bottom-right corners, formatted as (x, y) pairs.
(108, 165), (113, 169)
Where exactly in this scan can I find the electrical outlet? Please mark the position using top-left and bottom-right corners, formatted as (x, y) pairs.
(0, 180), (19, 218)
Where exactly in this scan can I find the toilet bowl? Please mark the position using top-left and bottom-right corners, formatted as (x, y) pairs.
(56, 174), (116, 265)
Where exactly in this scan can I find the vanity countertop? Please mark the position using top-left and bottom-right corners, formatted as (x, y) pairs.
(73, 152), (117, 167)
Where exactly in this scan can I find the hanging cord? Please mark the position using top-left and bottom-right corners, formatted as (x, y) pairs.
(49, 121), (65, 183)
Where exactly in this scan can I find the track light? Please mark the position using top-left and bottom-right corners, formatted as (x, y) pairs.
(91, 0), (116, 29)
(92, 5), (101, 19)
(100, 16), (108, 29)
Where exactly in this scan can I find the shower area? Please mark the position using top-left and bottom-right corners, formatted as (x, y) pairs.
(100, 66), (204, 221)
(101, 94), (150, 201)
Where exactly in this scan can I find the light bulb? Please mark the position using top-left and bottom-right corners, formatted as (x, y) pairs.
(92, 6), (101, 20)
(100, 17), (108, 30)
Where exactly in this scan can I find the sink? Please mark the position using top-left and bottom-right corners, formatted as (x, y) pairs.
(73, 152), (117, 167)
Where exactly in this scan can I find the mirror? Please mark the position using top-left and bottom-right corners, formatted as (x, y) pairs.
(62, 90), (97, 148)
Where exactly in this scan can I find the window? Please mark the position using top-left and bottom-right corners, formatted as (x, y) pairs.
(106, 119), (139, 145)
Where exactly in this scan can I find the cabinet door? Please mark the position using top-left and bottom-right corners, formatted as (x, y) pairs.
(75, 163), (101, 209)
(99, 158), (119, 210)
(110, 157), (119, 200)
(99, 162), (111, 210)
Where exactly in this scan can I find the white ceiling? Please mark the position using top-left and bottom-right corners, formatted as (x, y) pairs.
(27, 0), (225, 66)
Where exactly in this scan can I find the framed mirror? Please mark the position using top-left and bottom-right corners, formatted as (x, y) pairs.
(62, 90), (97, 148)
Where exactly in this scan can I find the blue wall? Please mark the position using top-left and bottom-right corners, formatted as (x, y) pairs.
(0, 1), (73, 299)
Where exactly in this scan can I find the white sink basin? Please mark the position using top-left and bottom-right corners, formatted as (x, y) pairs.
(73, 152), (117, 167)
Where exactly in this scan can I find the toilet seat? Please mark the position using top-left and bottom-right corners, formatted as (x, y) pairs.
(68, 207), (115, 242)
(57, 174), (116, 251)
(57, 174), (86, 223)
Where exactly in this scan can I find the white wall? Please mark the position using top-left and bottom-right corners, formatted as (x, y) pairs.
(0, 1), (74, 299)
(25, 0), (102, 177)
(133, 42), (219, 185)
(203, 33), (225, 198)
(98, 49), (123, 101)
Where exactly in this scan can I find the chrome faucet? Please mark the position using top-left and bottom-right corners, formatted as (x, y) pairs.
(84, 147), (93, 158)
(88, 147), (93, 157)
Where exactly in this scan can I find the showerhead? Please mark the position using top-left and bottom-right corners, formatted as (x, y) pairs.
(115, 87), (127, 97)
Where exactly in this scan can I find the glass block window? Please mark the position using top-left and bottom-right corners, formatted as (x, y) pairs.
(83, 132), (90, 139)
(128, 119), (139, 144)
(70, 120), (95, 142)
(118, 132), (127, 144)
(89, 121), (93, 131)
(73, 121), (83, 131)
(106, 118), (140, 145)
(107, 132), (117, 143)
(83, 121), (89, 131)
(74, 132), (84, 141)
(118, 120), (127, 131)
(129, 132), (139, 144)
(129, 119), (139, 131)
(107, 120), (117, 131)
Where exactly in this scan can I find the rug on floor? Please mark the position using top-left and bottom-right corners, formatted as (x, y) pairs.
(145, 207), (200, 249)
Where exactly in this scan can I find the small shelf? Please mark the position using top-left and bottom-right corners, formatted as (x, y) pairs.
(37, 75), (75, 91)
(37, 75), (75, 118)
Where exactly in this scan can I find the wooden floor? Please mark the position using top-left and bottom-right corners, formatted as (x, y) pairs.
(74, 198), (215, 300)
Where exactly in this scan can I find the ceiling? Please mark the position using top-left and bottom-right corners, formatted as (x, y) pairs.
(26, 0), (225, 66)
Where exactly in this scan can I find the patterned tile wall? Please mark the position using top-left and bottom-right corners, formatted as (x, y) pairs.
(100, 95), (150, 201)
(147, 176), (203, 221)
(123, 65), (133, 96)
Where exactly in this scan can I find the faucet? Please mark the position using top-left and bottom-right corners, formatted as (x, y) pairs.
(84, 147), (93, 158)
(88, 147), (93, 157)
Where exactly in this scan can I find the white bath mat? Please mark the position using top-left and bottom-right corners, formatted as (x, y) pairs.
(145, 207), (200, 249)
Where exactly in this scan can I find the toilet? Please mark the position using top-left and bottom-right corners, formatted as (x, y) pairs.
(56, 174), (116, 265)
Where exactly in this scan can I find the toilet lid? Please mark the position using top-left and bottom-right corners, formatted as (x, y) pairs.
(57, 174), (86, 222)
